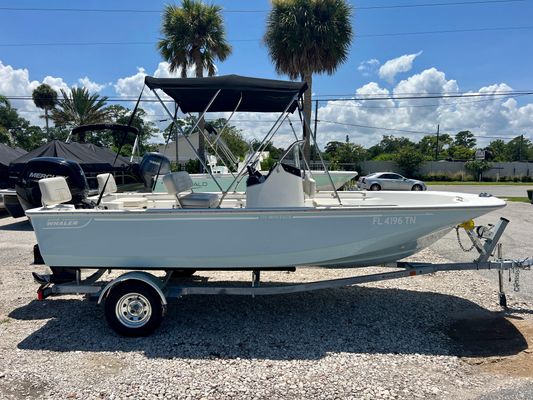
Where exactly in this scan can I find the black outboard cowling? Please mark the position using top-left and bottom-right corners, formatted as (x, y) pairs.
(139, 152), (171, 190)
(16, 157), (90, 211)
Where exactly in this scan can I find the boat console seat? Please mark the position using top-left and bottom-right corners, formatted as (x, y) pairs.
(97, 173), (117, 195)
(163, 172), (219, 208)
(39, 177), (74, 207)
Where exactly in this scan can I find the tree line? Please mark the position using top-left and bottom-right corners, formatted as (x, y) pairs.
(0, 87), (159, 155)
(320, 131), (533, 175)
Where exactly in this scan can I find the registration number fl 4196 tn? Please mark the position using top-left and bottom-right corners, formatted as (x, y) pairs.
(372, 216), (417, 225)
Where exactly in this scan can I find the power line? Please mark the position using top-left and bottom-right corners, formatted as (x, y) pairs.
(1, 25), (532, 48)
(319, 120), (431, 134)
(315, 91), (533, 101)
(315, 89), (533, 97)
(0, 1), (525, 14)
(317, 94), (531, 109)
(358, 25), (533, 38)
(4, 91), (533, 103)
(317, 120), (528, 139)
(0, 39), (257, 47)
(356, 0), (527, 10)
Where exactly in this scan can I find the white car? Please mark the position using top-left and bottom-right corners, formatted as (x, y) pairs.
(357, 172), (427, 191)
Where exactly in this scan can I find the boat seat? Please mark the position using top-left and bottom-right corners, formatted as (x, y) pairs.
(97, 173), (117, 195)
(39, 177), (73, 207)
(163, 171), (219, 208)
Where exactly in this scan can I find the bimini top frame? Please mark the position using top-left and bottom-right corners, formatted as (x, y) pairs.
(142, 74), (342, 205)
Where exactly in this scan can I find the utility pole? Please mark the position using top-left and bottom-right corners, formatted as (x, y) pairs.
(519, 134), (524, 162)
(313, 99), (319, 165)
(435, 124), (440, 161)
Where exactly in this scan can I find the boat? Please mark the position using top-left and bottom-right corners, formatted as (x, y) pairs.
(0, 143), (26, 188)
(0, 143), (26, 211)
(26, 74), (506, 272)
(188, 158), (357, 192)
(4, 124), (160, 217)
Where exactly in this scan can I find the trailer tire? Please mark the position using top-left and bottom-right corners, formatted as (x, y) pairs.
(104, 281), (164, 337)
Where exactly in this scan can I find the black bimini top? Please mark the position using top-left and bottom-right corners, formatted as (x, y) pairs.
(71, 124), (139, 137)
(144, 74), (307, 113)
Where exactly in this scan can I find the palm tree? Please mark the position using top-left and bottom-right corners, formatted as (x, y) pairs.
(264, 0), (353, 163)
(50, 88), (109, 142)
(32, 83), (58, 141)
(158, 0), (232, 169)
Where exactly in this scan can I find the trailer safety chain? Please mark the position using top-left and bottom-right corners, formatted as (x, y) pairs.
(455, 226), (475, 252)
(513, 264), (521, 292)
(512, 259), (532, 292)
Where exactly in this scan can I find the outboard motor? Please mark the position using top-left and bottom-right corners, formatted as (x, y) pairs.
(139, 152), (171, 191)
(15, 157), (90, 211)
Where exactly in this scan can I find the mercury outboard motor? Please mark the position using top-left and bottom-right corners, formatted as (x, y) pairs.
(15, 157), (90, 211)
(139, 152), (171, 190)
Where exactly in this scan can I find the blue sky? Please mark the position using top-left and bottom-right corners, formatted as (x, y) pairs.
(1, 0), (532, 147)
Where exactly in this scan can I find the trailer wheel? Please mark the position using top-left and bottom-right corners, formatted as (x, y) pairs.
(104, 281), (164, 337)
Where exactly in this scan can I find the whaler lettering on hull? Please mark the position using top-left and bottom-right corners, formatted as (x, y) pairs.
(46, 219), (80, 227)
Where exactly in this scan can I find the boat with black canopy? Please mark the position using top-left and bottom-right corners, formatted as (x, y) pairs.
(26, 74), (505, 270)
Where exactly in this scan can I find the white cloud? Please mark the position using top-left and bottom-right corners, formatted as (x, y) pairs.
(378, 51), (423, 83)
(357, 59), (380, 77)
(2, 60), (533, 151)
(113, 62), (214, 142)
(41, 76), (70, 94)
(313, 68), (533, 149)
(114, 62), (200, 98)
(0, 60), (70, 125)
(77, 77), (106, 93)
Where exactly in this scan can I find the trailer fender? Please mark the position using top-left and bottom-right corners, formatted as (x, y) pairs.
(97, 271), (167, 308)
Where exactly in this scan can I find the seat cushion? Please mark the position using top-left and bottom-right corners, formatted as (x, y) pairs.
(39, 177), (72, 206)
(163, 172), (193, 195)
(179, 192), (219, 208)
(97, 173), (117, 194)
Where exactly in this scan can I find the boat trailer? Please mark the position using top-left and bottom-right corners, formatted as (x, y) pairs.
(34, 217), (532, 336)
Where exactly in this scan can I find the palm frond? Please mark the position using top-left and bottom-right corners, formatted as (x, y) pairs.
(158, 0), (232, 78)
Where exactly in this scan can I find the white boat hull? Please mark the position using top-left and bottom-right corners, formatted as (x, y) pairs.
(27, 191), (505, 269)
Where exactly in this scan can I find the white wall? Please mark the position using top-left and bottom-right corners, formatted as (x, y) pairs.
(360, 160), (533, 179)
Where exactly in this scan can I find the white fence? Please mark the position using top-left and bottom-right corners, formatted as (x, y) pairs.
(359, 160), (533, 180)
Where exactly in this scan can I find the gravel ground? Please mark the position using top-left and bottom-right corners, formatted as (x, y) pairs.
(1, 210), (533, 399)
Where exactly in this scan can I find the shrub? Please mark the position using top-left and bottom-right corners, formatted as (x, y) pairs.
(465, 160), (492, 181)
(395, 147), (425, 177)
